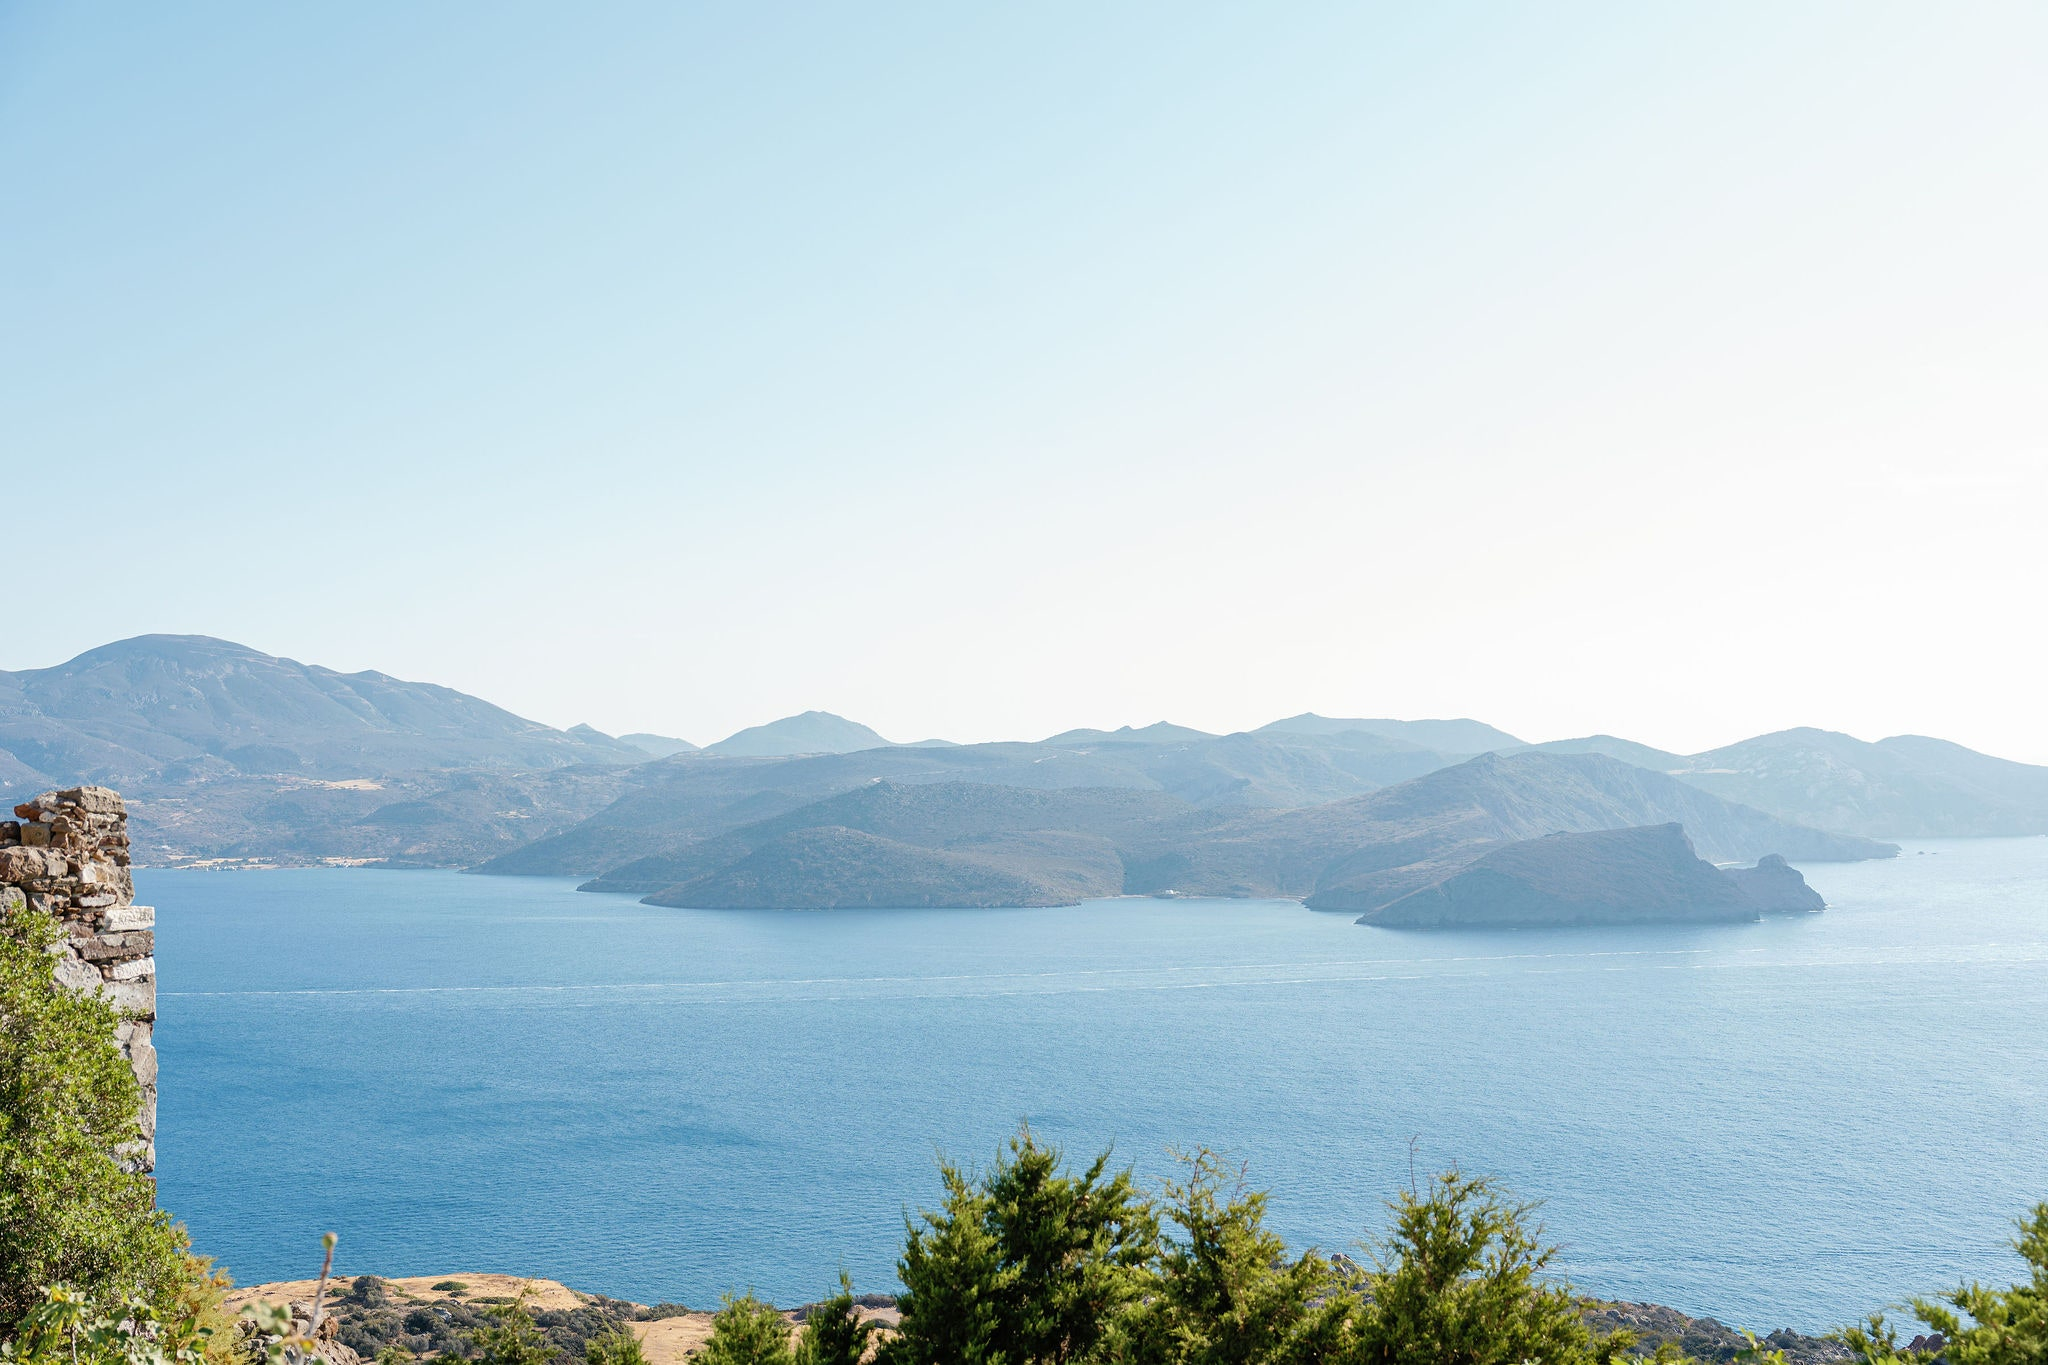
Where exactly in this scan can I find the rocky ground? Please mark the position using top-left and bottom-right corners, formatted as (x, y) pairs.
(1582, 1300), (1852, 1364)
(225, 1274), (897, 1365)
(229, 1274), (1855, 1365)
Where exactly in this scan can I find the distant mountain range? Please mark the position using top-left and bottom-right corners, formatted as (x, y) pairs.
(548, 750), (1891, 910)
(619, 733), (699, 758)
(3, 636), (2043, 880)
(702, 711), (895, 757)
(0, 634), (642, 786)
(0, 636), (650, 866)
(1257, 713), (1526, 754)
(1527, 728), (2048, 837)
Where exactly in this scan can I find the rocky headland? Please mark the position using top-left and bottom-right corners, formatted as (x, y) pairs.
(1355, 823), (1828, 929)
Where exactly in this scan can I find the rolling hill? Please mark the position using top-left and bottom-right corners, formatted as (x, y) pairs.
(8, 635), (2034, 875)
(619, 733), (700, 758)
(477, 726), (1475, 878)
(702, 711), (893, 757)
(0, 636), (648, 864)
(1359, 824), (1759, 929)
(1531, 728), (2048, 837)
(0, 635), (641, 788)
(1256, 713), (1524, 753)
(552, 751), (1893, 910)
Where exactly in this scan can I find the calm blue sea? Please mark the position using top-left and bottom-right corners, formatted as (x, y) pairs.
(147, 840), (2048, 1332)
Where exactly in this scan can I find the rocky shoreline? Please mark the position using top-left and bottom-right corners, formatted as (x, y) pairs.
(225, 1275), (898, 1365)
(230, 1274), (1854, 1365)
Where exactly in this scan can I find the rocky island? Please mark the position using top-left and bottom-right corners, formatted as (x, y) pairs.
(1358, 824), (1824, 929)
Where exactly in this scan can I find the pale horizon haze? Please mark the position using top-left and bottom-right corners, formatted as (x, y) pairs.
(4, 5), (2045, 759)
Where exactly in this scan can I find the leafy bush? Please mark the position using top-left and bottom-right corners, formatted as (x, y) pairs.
(1839, 1201), (2048, 1365)
(882, 1129), (1647, 1365)
(891, 1127), (1158, 1365)
(697, 1295), (792, 1365)
(473, 1299), (558, 1365)
(582, 1326), (647, 1365)
(1343, 1169), (1622, 1365)
(1108, 1149), (1346, 1365)
(0, 898), (209, 1337)
(0, 1285), (210, 1365)
(792, 1275), (871, 1365)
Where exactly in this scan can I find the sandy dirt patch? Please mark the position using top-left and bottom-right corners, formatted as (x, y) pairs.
(225, 1274), (589, 1314)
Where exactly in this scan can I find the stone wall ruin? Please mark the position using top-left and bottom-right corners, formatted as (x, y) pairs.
(1, 785), (155, 1172)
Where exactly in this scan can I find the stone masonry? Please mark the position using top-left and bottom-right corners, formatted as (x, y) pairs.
(0, 785), (156, 1172)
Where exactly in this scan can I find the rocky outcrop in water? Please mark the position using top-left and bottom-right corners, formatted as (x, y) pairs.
(1359, 824), (1757, 929)
(1724, 853), (1826, 913)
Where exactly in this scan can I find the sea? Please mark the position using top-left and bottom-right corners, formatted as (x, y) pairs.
(146, 838), (2048, 1333)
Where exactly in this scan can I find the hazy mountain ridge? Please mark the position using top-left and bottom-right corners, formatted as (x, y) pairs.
(4, 635), (2037, 870)
(1531, 727), (2048, 836)
(1257, 713), (1526, 753)
(702, 711), (893, 757)
(567, 753), (1892, 911)
(0, 635), (644, 788)
(619, 732), (700, 758)
(480, 728), (1475, 879)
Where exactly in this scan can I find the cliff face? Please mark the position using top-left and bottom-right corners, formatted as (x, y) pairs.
(1, 786), (155, 1171)
(1724, 854), (1826, 913)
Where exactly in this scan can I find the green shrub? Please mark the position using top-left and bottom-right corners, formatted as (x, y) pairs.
(1344, 1169), (1619, 1365)
(582, 1326), (647, 1365)
(890, 1125), (1158, 1365)
(474, 1299), (558, 1365)
(1839, 1201), (2048, 1365)
(793, 1275), (871, 1365)
(0, 898), (201, 1337)
(0, 1284), (210, 1365)
(697, 1294), (793, 1365)
(1109, 1150), (1346, 1365)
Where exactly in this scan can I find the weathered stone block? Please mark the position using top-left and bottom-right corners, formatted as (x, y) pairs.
(19, 823), (50, 848)
(100, 978), (156, 1015)
(107, 955), (155, 982)
(63, 787), (125, 815)
(81, 930), (153, 961)
(104, 903), (155, 930)
(54, 952), (102, 992)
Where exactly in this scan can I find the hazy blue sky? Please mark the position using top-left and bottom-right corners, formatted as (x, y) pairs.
(4, 4), (2044, 757)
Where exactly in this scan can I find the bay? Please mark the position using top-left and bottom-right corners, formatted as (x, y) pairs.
(147, 838), (2048, 1331)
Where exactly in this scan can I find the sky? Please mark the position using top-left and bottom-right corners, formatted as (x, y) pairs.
(3, 4), (2045, 759)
